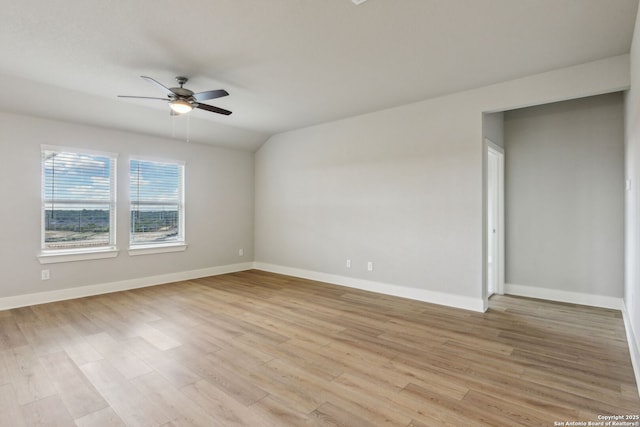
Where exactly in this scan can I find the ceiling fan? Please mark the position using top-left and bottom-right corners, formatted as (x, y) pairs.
(118, 76), (232, 116)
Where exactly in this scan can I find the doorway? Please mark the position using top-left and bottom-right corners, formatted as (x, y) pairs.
(486, 140), (504, 297)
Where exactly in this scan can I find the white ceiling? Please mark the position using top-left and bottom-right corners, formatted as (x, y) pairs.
(0, 0), (637, 151)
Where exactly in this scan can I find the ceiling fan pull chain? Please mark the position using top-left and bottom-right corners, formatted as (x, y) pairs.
(187, 113), (190, 143)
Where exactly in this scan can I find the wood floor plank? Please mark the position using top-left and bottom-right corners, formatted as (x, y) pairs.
(122, 337), (201, 388)
(379, 358), (470, 400)
(100, 381), (173, 427)
(275, 339), (344, 381)
(318, 392), (412, 427)
(207, 338), (275, 371)
(332, 372), (467, 426)
(146, 318), (223, 354)
(309, 401), (373, 427)
(79, 359), (129, 394)
(60, 335), (104, 366)
(0, 316), (29, 350)
(180, 379), (275, 427)
(461, 389), (549, 426)
(20, 394), (75, 427)
(45, 306), (104, 337)
(2, 345), (57, 405)
(132, 323), (182, 351)
(16, 321), (65, 355)
(74, 407), (127, 427)
(0, 270), (636, 426)
(247, 396), (310, 427)
(131, 371), (218, 427)
(246, 357), (330, 414)
(0, 383), (27, 427)
(84, 332), (154, 380)
(8, 307), (40, 324)
(623, 382), (640, 399)
(398, 381), (501, 426)
(520, 366), (640, 413)
(0, 345), (8, 385)
(167, 345), (269, 406)
(39, 350), (108, 419)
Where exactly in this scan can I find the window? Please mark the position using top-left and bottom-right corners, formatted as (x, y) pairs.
(129, 158), (185, 251)
(41, 147), (117, 255)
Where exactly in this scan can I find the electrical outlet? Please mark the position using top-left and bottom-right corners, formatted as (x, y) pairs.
(239, 248), (244, 257)
(367, 261), (373, 272)
(346, 259), (351, 268)
(41, 269), (50, 280)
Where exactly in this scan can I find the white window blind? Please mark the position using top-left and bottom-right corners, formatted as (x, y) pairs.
(42, 148), (116, 251)
(129, 159), (185, 246)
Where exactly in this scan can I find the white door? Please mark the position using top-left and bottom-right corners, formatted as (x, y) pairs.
(487, 142), (504, 297)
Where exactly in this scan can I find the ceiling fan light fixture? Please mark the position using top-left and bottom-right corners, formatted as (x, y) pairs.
(169, 99), (194, 114)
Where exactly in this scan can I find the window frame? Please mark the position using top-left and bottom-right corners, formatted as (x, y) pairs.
(127, 156), (187, 256)
(38, 145), (119, 264)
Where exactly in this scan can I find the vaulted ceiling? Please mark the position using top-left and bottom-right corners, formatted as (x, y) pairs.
(0, 0), (637, 150)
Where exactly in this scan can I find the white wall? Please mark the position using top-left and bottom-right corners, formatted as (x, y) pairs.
(624, 5), (640, 396)
(0, 113), (254, 303)
(504, 93), (624, 301)
(254, 55), (630, 312)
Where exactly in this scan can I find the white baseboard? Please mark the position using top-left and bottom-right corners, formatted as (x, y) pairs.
(622, 304), (640, 399)
(504, 283), (623, 310)
(0, 262), (254, 311)
(0, 261), (485, 312)
(253, 262), (486, 312)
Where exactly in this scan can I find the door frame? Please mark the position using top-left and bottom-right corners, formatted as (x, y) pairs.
(485, 139), (505, 302)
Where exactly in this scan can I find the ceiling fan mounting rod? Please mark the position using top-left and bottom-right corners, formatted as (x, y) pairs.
(176, 76), (188, 87)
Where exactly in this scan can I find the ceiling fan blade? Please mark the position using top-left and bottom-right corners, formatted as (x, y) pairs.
(193, 89), (229, 102)
(117, 95), (168, 100)
(196, 103), (232, 115)
(140, 76), (174, 95)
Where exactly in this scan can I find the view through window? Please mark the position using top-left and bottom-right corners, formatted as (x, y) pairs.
(42, 148), (116, 251)
(129, 158), (185, 246)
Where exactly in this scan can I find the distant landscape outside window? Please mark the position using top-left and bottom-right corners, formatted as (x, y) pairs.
(42, 149), (116, 250)
(130, 159), (184, 245)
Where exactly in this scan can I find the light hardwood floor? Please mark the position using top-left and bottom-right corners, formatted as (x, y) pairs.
(0, 270), (638, 426)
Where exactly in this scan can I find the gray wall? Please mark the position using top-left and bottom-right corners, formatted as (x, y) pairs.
(483, 112), (504, 148)
(254, 56), (629, 310)
(255, 101), (483, 301)
(0, 112), (254, 299)
(504, 93), (624, 297)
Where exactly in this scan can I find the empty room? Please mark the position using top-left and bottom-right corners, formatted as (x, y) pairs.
(1, 1), (640, 426)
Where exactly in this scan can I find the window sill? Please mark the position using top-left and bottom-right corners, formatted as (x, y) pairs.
(38, 247), (119, 264)
(128, 243), (188, 256)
